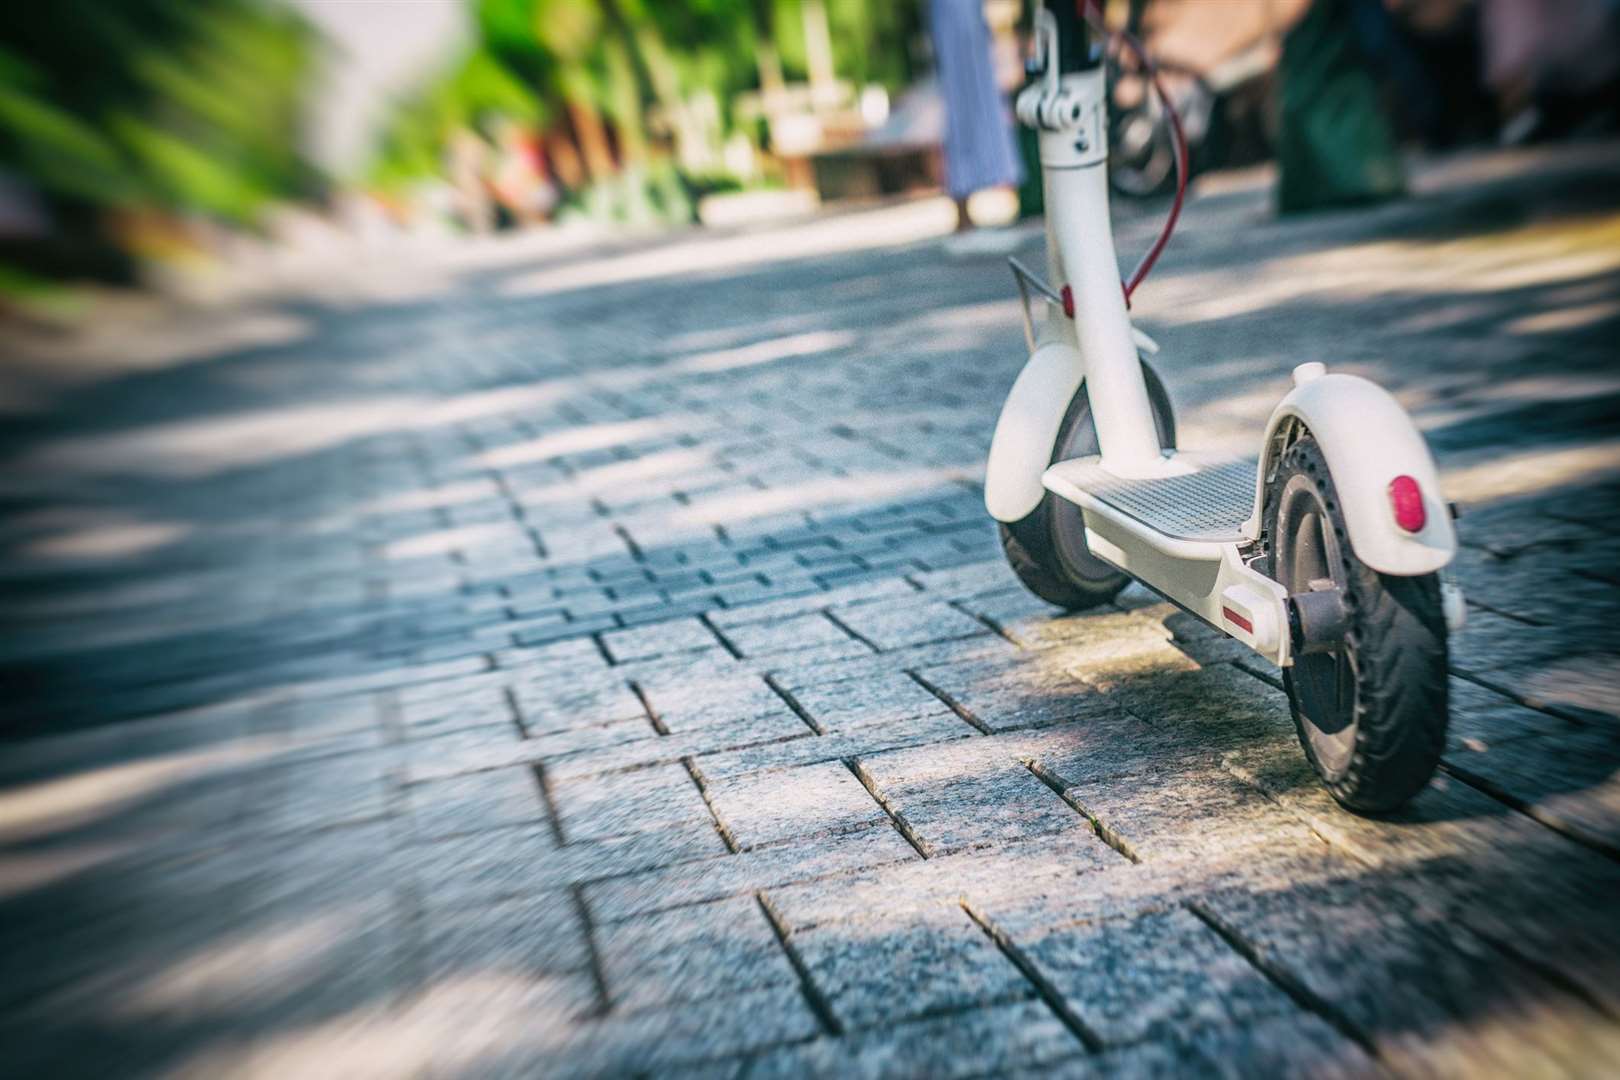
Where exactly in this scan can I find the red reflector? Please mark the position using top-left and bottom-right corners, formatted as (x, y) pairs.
(1389, 475), (1426, 532)
(1222, 607), (1253, 634)
(1061, 285), (1075, 319)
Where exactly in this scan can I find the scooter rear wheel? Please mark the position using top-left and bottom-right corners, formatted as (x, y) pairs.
(1266, 434), (1448, 812)
(999, 360), (1175, 610)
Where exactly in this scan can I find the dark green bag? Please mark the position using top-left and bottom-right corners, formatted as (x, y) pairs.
(1277, 0), (1406, 213)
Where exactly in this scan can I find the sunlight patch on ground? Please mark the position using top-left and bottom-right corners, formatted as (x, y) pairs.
(0, 840), (142, 901)
(655, 311), (828, 357)
(123, 904), (382, 1015)
(476, 418), (686, 469)
(1505, 299), (1620, 335)
(665, 329), (856, 375)
(1441, 438), (1620, 504)
(382, 521), (533, 561)
(500, 197), (960, 299)
(10, 396), (423, 481)
(168, 972), (583, 1079)
(415, 381), (572, 427)
(1144, 212), (1620, 328)
(0, 742), (255, 847)
(673, 467), (968, 528)
(23, 516), (188, 561)
(0, 308), (313, 415)
(357, 478), (504, 517)
(7, 377), (612, 482)
(508, 447), (720, 507)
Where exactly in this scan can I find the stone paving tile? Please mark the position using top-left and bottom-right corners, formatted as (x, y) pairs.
(706, 760), (889, 850)
(766, 832), (1121, 935)
(688, 713), (974, 782)
(740, 999), (1083, 1079)
(419, 890), (593, 983)
(855, 739), (1091, 857)
(584, 824), (921, 922)
(706, 578), (918, 630)
(1496, 651), (1620, 726)
(397, 722), (533, 781)
(1448, 606), (1584, 676)
(517, 714), (659, 765)
(544, 712), (816, 780)
(509, 671), (649, 735)
(538, 985), (821, 1078)
(1022, 1015), (1381, 1080)
(550, 762), (714, 843)
(403, 823), (728, 910)
(827, 598), (991, 652)
(1446, 674), (1578, 748)
(635, 671), (801, 733)
(912, 650), (1122, 733)
(398, 688), (519, 737)
(1020, 712), (1193, 787)
(1444, 725), (1620, 854)
(355, 980), (813, 1079)
(1012, 905), (1299, 1047)
(1062, 765), (1311, 863)
(715, 610), (871, 660)
(599, 617), (724, 664)
(957, 586), (1065, 639)
(792, 906), (1032, 1029)
(494, 636), (609, 676)
(767, 632), (1017, 692)
(405, 766), (548, 839)
(1195, 873), (1620, 1076)
(251, 754), (394, 835)
(542, 713), (810, 782)
(785, 670), (960, 733)
(1109, 662), (1296, 755)
(595, 895), (799, 1011)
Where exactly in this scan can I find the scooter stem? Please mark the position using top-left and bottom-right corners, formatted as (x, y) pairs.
(1041, 66), (1163, 474)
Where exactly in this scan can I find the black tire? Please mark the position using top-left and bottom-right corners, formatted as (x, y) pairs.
(998, 360), (1175, 610)
(1266, 435), (1448, 813)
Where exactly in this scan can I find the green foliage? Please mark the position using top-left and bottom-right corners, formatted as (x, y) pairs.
(380, 0), (920, 200)
(0, 75), (132, 204)
(370, 46), (547, 193)
(0, 0), (321, 231)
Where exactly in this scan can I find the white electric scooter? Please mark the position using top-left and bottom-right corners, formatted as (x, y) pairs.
(986, 1), (1465, 812)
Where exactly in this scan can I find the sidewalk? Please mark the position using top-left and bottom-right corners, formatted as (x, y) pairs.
(2, 142), (1618, 1076)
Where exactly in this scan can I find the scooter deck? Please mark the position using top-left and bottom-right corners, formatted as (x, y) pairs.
(1044, 453), (1256, 543)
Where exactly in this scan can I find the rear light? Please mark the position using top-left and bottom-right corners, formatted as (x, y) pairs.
(1060, 285), (1075, 319)
(1388, 475), (1426, 533)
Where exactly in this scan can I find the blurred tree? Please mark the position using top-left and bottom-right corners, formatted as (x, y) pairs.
(0, 0), (321, 280)
(371, 46), (542, 193)
(369, 0), (923, 225)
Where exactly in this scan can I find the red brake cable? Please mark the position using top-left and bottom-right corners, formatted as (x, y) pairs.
(1080, 0), (1189, 305)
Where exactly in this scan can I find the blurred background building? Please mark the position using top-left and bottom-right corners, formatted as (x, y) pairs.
(2, 0), (1618, 311)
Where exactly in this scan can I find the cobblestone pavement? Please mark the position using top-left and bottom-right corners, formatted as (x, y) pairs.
(3, 142), (1619, 1077)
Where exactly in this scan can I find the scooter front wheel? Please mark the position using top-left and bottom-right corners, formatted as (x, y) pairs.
(1266, 434), (1448, 812)
(999, 360), (1175, 611)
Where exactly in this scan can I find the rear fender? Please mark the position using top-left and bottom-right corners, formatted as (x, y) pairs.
(1253, 373), (1456, 576)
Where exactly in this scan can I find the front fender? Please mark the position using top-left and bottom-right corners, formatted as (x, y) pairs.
(985, 340), (1084, 522)
(1256, 373), (1456, 575)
